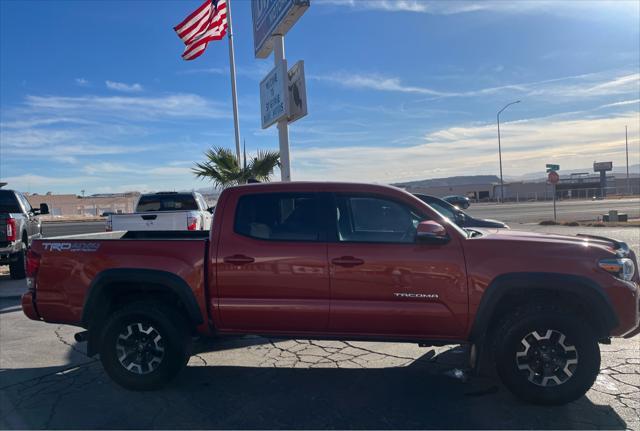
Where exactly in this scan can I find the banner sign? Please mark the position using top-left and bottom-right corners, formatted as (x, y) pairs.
(260, 60), (289, 129)
(287, 60), (307, 124)
(593, 161), (613, 172)
(252, 0), (310, 58)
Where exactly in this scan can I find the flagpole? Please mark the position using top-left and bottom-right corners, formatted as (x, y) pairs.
(226, 0), (242, 164)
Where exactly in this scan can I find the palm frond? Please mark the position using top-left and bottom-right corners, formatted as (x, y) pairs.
(193, 146), (279, 189)
(249, 150), (280, 182)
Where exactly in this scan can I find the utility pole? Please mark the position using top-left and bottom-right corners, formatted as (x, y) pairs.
(497, 100), (521, 203)
(626, 125), (630, 195)
(273, 34), (291, 182)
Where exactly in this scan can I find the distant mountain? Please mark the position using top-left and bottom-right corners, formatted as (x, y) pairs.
(393, 175), (501, 188)
(506, 164), (640, 182)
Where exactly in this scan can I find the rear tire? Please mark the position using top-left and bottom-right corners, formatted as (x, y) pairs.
(9, 249), (26, 279)
(98, 302), (191, 391)
(493, 303), (600, 405)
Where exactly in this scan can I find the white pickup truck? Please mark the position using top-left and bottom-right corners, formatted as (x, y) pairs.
(107, 192), (213, 232)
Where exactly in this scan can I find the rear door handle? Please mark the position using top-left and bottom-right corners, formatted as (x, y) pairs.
(224, 255), (255, 265)
(331, 256), (365, 267)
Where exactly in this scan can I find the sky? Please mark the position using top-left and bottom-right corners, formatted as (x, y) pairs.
(0, 0), (639, 194)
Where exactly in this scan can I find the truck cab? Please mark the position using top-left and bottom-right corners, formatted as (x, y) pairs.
(0, 188), (49, 278)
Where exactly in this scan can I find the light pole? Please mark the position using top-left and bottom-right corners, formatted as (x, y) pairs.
(497, 100), (521, 203)
(625, 125), (630, 195)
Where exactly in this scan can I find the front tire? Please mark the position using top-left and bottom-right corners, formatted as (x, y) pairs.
(98, 302), (191, 391)
(493, 304), (600, 405)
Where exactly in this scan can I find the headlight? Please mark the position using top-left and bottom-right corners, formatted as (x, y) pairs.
(599, 258), (636, 281)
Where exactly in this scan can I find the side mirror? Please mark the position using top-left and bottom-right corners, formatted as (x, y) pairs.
(416, 221), (449, 245)
(39, 203), (49, 215)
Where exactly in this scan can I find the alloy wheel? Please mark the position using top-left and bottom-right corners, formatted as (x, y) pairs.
(515, 329), (579, 387)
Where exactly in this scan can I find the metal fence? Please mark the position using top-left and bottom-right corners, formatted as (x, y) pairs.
(486, 187), (640, 203)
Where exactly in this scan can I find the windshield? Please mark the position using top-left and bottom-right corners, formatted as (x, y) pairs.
(425, 199), (457, 221)
(136, 194), (198, 212)
(0, 191), (21, 213)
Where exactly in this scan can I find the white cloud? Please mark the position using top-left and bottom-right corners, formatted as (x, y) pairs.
(599, 99), (640, 109)
(75, 78), (89, 86)
(313, 73), (447, 96)
(0, 117), (96, 129)
(105, 80), (144, 92)
(317, 0), (639, 16)
(291, 111), (640, 183)
(314, 71), (640, 101)
(23, 93), (229, 120)
(81, 162), (192, 177)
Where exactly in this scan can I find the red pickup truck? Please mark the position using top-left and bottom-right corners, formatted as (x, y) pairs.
(22, 182), (639, 404)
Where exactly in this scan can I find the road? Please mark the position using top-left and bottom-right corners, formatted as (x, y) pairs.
(39, 198), (640, 238)
(466, 197), (640, 224)
(42, 221), (106, 237)
(1, 225), (639, 429)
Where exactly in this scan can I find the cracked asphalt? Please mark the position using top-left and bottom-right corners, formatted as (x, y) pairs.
(0, 225), (639, 429)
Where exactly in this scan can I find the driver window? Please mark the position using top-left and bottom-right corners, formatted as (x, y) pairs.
(18, 193), (33, 213)
(336, 195), (423, 243)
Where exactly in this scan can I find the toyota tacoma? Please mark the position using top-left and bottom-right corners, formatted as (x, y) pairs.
(22, 182), (639, 404)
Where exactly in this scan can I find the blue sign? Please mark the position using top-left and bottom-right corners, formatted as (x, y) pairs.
(252, 0), (310, 58)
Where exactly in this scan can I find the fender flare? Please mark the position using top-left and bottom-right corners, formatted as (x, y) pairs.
(469, 272), (618, 341)
(81, 268), (204, 328)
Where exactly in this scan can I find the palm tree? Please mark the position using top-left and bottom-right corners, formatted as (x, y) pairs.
(192, 146), (280, 189)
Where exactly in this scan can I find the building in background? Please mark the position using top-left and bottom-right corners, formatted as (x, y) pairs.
(395, 174), (639, 202)
(25, 192), (140, 217)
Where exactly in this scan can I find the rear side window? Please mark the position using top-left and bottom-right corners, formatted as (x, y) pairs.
(136, 194), (199, 212)
(0, 191), (21, 213)
(234, 193), (321, 241)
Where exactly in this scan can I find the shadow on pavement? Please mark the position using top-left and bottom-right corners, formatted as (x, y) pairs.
(0, 345), (626, 430)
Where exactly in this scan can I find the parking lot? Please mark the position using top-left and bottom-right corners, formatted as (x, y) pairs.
(0, 223), (638, 429)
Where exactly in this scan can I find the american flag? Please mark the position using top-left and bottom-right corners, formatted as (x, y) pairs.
(174, 0), (228, 61)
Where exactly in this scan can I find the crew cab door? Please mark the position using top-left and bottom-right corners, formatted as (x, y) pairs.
(327, 194), (468, 338)
(216, 192), (330, 332)
(17, 192), (39, 242)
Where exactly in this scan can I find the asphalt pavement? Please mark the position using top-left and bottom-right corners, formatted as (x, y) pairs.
(466, 197), (640, 224)
(42, 221), (106, 237)
(2, 220), (639, 429)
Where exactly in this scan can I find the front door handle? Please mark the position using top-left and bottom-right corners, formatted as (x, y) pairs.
(331, 256), (365, 267)
(224, 255), (255, 265)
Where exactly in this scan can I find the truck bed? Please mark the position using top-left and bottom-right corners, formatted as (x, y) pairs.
(30, 231), (210, 329)
(45, 230), (210, 240)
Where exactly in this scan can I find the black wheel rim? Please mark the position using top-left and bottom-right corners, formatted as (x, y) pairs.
(116, 322), (165, 375)
(515, 329), (579, 387)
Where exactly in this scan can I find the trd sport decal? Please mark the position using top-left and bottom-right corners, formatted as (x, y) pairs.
(42, 243), (101, 252)
(394, 293), (439, 299)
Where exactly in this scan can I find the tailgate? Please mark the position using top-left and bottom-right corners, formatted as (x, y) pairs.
(110, 212), (189, 231)
(0, 213), (11, 247)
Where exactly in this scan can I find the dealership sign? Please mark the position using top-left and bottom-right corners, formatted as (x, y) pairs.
(251, 0), (310, 58)
(260, 61), (290, 129)
(594, 161), (613, 172)
(287, 60), (307, 124)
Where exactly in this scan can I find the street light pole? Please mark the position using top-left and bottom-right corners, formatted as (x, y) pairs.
(497, 100), (521, 203)
(625, 125), (630, 195)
